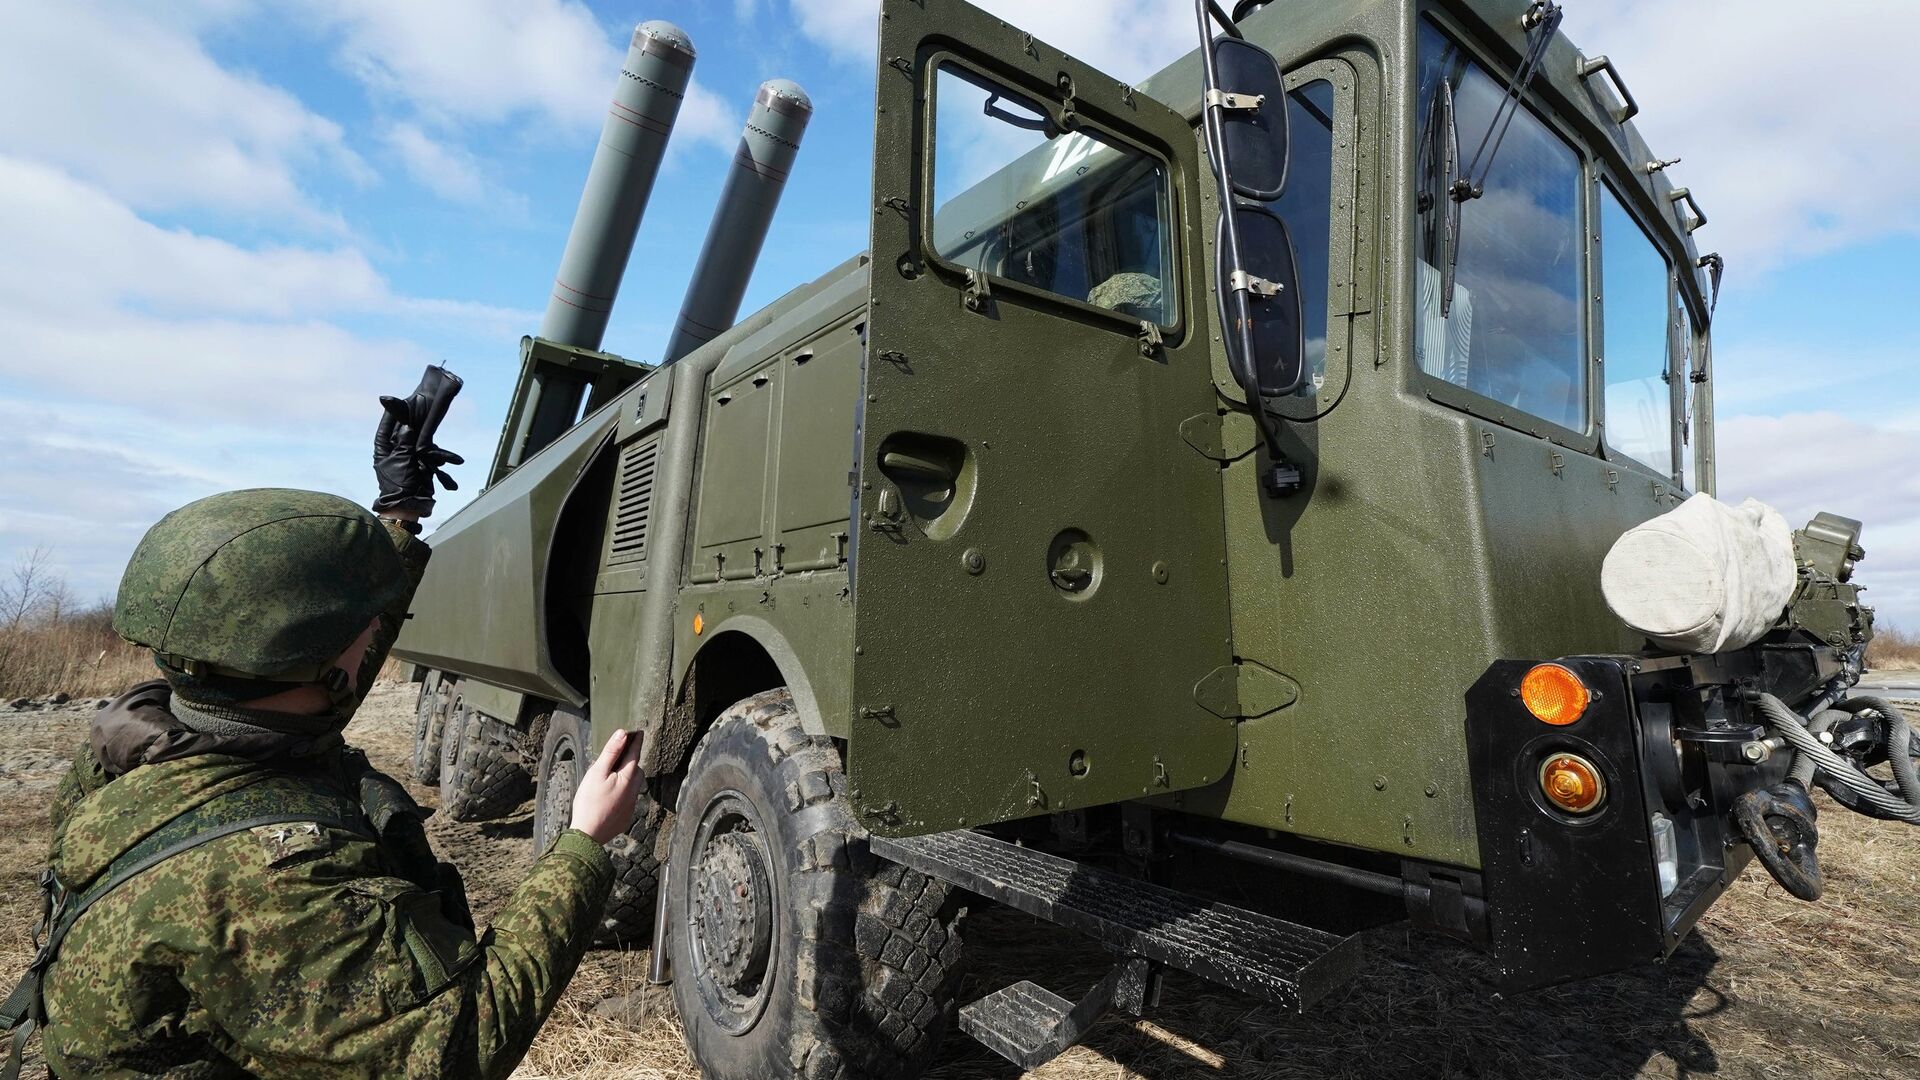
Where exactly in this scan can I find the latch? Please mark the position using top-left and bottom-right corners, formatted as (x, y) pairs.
(1205, 88), (1265, 111)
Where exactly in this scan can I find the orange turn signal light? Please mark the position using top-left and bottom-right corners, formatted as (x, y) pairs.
(1539, 753), (1606, 814)
(1521, 663), (1589, 726)
(692, 612), (705, 636)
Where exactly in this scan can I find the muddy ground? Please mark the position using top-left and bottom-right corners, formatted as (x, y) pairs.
(4, 683), (1919, 1079)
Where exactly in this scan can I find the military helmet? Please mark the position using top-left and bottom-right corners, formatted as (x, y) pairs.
(114, 488), (409, 682)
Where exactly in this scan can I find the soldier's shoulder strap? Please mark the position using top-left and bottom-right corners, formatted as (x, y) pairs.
(0, 773), (373, 1080)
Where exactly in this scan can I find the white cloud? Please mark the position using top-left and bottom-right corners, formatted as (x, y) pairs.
(0, 156), (512, 600)
(785, 0), (1194, 79)
(293, 0), (738, 152)
(0, 157), (525, 329)
(0, 1), (368, 230)
(676, 80), (746, 158)
(1717, 410), (1920, 624)
(380, 122), (529, 213)
(1560, 1), (1920, 274)
(295, 0), (617, 129)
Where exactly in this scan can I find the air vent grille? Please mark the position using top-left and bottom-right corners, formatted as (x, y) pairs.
(608, 439), (660, 566)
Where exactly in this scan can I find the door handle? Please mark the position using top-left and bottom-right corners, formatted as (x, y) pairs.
(880, 449), (957, 484)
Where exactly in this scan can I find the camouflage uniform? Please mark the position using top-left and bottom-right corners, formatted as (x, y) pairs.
(31, 494), (613, 1078)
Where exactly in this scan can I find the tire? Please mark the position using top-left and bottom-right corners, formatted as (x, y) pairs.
(668, 689), (966, 1080)
(531, 706), (665, 945)
(412, 673), (451, 785)
(439, 693), (535, 822)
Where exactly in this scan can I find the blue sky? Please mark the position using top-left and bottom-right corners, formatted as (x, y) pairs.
(2, 0), (1917, 630)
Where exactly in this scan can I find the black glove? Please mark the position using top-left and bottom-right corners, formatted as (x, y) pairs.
(374, 366), (465, 517)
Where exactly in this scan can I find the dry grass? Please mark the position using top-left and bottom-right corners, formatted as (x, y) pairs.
(0, 614), (152, 700)
(1867, 624), (1920, 672)
(6, 687), (1920, 1080)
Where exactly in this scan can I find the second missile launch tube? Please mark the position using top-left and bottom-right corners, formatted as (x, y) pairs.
(661, 79), (813, 364)
(539, 20), (695, 351)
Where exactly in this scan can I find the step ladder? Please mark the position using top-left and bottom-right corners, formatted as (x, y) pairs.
(871, 828), (1360, 1069)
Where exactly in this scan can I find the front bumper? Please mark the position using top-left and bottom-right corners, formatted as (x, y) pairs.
(1463, 653), (1809, 993)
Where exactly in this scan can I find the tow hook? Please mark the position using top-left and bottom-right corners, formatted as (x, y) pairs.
(1732, 781), (1822, 900)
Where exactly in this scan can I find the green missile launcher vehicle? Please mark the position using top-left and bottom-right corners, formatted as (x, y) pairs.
(393, 1), (1905, 1074)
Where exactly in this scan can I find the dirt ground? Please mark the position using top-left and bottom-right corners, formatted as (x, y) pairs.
(4, 683), (1919, 1079)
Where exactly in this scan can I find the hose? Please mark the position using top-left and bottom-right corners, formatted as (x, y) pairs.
(1834, 695), (1920, 808)
(1754, 693), (1920, 823)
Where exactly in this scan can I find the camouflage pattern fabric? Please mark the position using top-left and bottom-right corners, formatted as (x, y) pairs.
(1086, 271), (1166, 322)
(113, 489), (411, 682)
(40, 746), (612, 1078)
(31, 500), (614, 1078)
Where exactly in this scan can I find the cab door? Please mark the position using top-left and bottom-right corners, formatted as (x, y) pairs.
(850, 0), (1235, 835)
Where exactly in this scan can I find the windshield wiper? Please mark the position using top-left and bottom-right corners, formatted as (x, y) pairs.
(1454, 0), (1563, 202)
(1422, 0), (1561, 317)
(1418, 77), (1461, 314)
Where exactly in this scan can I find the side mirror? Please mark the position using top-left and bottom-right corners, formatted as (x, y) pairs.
(1209, 37), (1290, 201)
(1216, 203), (1304, 396)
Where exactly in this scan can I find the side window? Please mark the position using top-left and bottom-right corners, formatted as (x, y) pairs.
(931, 63), (1177, 326)
(1598, 187), (1674, 476)
(1415, 20), (1588, 434)
(1277, 79), (1336, 395)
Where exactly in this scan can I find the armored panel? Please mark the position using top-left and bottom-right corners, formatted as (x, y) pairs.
(692, 360), (776, 582)
(772, 316), (862, 572)
(850, 0), (1235, 834)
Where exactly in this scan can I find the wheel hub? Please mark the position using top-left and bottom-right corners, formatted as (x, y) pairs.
(690, 827), (773, 996)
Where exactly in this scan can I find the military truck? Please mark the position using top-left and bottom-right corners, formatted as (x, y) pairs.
(394, 1), (1905, 1075)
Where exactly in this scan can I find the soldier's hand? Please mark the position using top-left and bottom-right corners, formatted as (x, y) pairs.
(373, 385), (464, 518)
(571, 728), (645, 845)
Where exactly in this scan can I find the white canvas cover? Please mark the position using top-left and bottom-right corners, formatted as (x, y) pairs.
(1600, 493), (1797, 654)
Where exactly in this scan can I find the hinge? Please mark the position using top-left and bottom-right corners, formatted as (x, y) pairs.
(1138, 320), (1164, 359)
(1193, 660), (1300, 720)
(1205, 88), (1265, 111)
(963, 268), (993, 313)
(1178, 412), (1257, 462)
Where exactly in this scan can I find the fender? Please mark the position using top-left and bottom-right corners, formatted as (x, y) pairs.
(679, 615), (830, 737)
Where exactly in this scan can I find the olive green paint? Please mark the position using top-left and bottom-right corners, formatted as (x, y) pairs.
(849, 0), (1239, 835)
(398, 0), (1718, 872)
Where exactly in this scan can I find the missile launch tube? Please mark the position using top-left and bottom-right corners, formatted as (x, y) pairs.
(661, 78), (812, 364)
(539, 20), (695, 351)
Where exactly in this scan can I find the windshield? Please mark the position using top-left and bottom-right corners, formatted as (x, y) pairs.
(1415, 19), (1587, 434)
(932, 62), (1177, 326)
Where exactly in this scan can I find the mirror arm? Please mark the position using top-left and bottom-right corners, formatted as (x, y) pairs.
(1194, 0), (1294, 496)
(1204, 0), (1246, 39)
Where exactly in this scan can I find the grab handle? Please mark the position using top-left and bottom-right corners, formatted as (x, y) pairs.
(1576, 54), (1639, 123)
(1668, 187), (1708, 234)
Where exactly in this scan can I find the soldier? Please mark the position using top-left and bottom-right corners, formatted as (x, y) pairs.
(1, 386), (643, 1078)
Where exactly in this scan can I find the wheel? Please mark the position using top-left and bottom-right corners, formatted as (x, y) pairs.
(438, 692), (535, 822)
(411, 673), (451, 784)
(531, 705), (666, 944)
(668, 689), (966, 1080)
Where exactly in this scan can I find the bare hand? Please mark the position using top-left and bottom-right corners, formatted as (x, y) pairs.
(570, 729), (644, 845)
